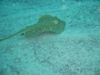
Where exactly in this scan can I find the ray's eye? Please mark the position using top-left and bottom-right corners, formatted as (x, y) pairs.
(53, 19), (59, 25)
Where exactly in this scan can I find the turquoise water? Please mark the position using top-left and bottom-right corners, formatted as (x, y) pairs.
(0, 0), (100, 75)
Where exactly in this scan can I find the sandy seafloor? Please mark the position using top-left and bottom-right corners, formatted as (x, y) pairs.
(0, 0), (100, 75)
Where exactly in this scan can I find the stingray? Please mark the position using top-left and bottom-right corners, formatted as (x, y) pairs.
(0, 15), (66, 42)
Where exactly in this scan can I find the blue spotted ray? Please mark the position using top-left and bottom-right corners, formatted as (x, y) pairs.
(0, 15), (65, 42)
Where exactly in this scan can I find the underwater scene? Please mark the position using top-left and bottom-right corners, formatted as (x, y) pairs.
(0, 0), (100, 75)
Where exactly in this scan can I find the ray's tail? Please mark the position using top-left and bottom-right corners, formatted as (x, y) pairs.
(0, 29), (26, 42)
